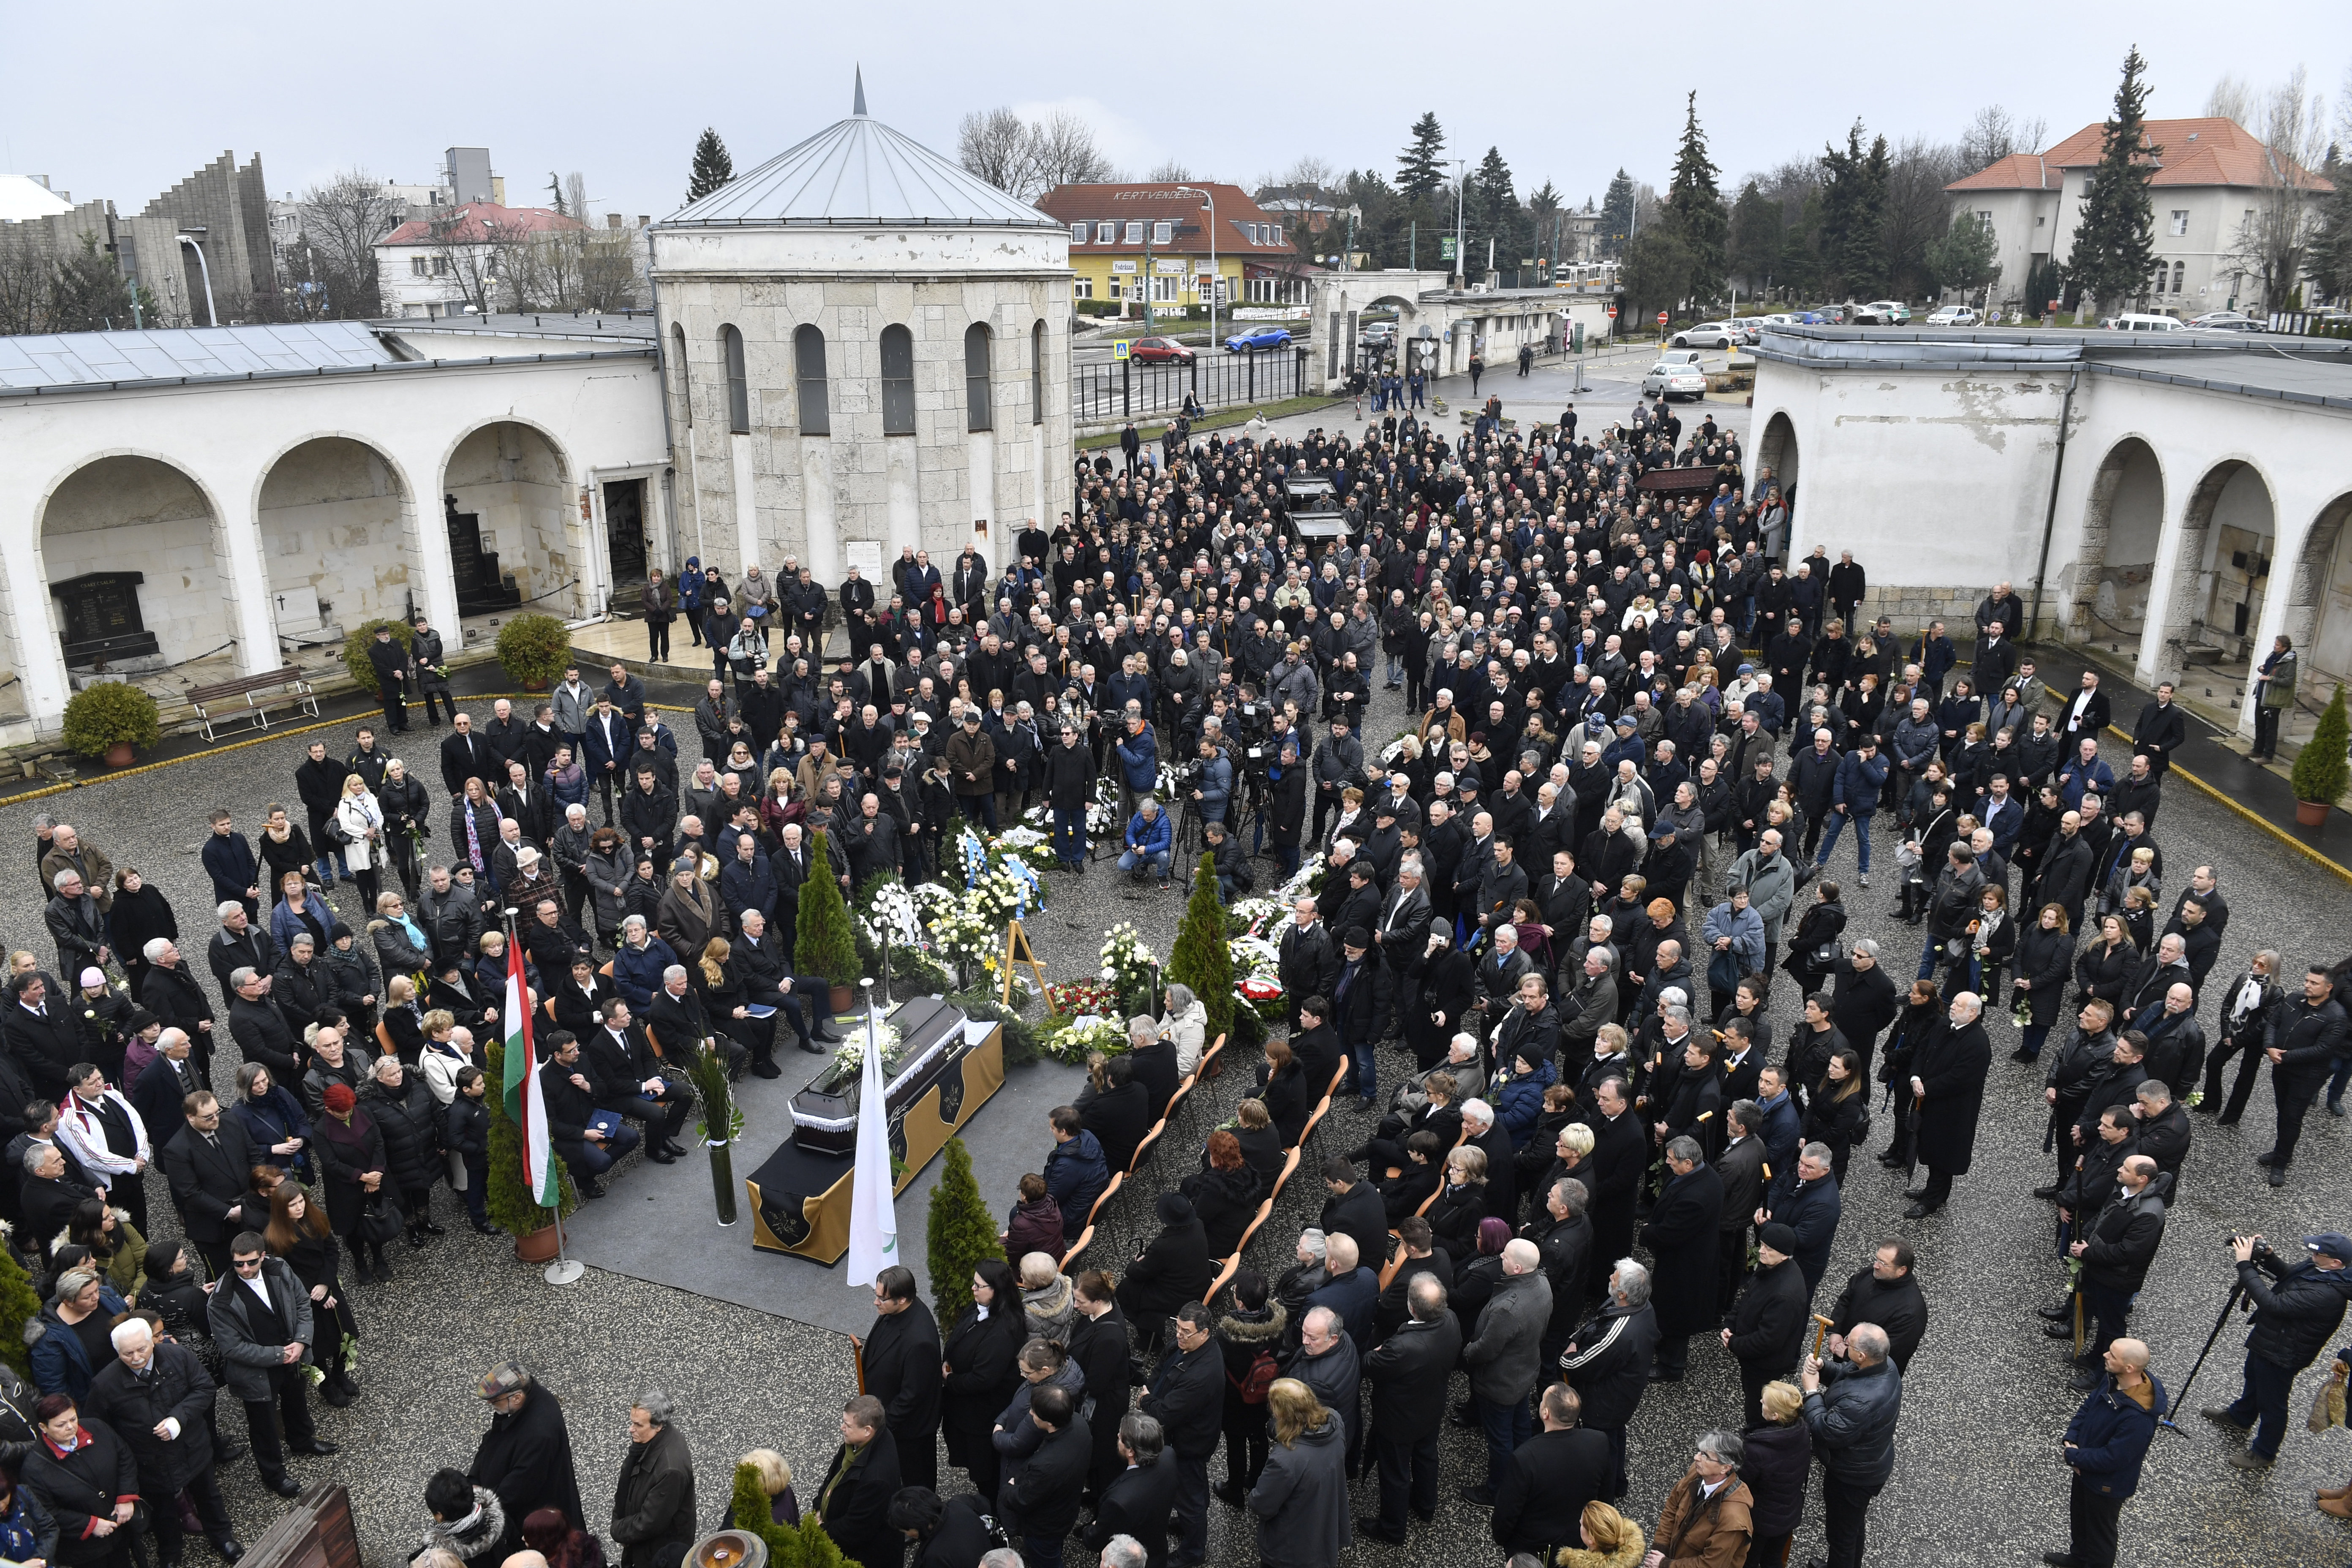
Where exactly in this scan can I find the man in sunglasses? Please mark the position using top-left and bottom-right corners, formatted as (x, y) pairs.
(207, 1231), (338, 1497)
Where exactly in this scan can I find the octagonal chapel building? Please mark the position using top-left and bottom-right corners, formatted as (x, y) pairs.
(652, 80), (1074, 594)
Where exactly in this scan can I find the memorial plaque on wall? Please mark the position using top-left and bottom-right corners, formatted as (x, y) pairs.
(52, 571), (159, 667)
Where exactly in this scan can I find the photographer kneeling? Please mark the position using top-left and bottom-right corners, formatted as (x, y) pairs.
(2201, 1231), (2352, 1468)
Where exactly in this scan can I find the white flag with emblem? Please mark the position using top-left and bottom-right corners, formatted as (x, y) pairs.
(846, 1007), (897, 1287)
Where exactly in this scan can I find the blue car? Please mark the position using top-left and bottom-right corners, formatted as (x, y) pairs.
(1223, 325), (1292, 353)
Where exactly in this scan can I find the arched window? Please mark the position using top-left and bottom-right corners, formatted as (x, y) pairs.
(964, 321), (993, 432)
(721, 325), (749, 433)
(880, 324), (915, 435)
(670, 324), (691, 427)
(1030, 320), (1046, 426)
(794, 324), (830, 436)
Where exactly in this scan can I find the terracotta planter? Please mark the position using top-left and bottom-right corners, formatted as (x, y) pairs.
(829, 981), (855, 1017)
(520, 677), (551, 693)
(513, 1223), (562, 1263)
(103, 742), (136, 769)
(2295, 798), (2333, 828)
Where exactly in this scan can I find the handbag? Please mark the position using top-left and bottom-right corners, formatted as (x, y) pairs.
(357, 1193), (405, 1245)
(1707, 949), (1744, 998)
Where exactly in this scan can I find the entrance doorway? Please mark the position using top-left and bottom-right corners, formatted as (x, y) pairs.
(604, 478), (648, 608)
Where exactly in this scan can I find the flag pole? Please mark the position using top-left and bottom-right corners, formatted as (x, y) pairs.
(507, 902), (583, 1287)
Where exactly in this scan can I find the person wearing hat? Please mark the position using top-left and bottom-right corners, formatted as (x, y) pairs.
(2202, 1231), (2352, 1468)
(943, 708), (999, 831)
(367, 623), (413, 735)
(1116, 1192), (1211, 1342)
(468, 1361), (586, 1552)
(1724, 1223), (1810, 1432)
(1330, 925), (1396, 1111)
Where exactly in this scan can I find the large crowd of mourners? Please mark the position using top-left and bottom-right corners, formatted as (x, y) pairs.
(3, 387), (2347, 1568)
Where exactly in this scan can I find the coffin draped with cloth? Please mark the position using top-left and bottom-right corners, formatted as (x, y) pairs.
(748, 994), (1004, 1260)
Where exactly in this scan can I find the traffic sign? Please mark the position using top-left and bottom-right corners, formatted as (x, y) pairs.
(1606, 304), (1617, 318)
(1111, 340), (1131, 361)
(1656, 311), (1669, 326)
(1440, 237), (1458, 261)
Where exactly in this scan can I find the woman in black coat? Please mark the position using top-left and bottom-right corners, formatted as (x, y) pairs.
(1113, 1192), (1211, 1333)
(1424, 1145), (1490, 1263)
(1401, 936), (1475, 1071)
(1780, 887), (1847, 996)
(2072, 915), (2135, 1014)
(104, 869), (176, 997)
(357, 1057), (442, 1245)
(1802, 1047), (1867, 1187)
(1230, 1100), (1287, 1181)
(1255, 1042), (1310, 1147)
(2010, 903), (2077, 1061)
(1076, 1056), (1151, 1176)
(265, 1182), (359, 1405)
(20, 1396), (140, 1568)
(378, 760), (433, 898)
(1178, 1130), (1262, 1257)
(448, 781), (503, 878)
(312, 1083), (397, 1284)
(939, 1256), (1024, 1506)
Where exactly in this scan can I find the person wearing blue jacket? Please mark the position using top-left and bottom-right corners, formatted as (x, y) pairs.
(28, 1269), (132, 1397)
(678, 556), (706, 646)
(1819, 738), (1888, 882)
(1114, 715), (1160, 818)
(1120, 799), (1173, 888)
(2055, 1337), (2164, 1568)
(1043, 1106), (1108, 1238)
(609, 919), (680, 1010)
(1801, 1323), (1903, 1568)
(203, 812), (263, 919)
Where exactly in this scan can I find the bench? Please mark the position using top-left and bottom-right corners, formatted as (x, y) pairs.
(188, 665), (320, 742)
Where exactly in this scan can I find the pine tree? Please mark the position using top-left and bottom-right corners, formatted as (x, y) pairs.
(926, 1137), (1004, 1325)
(1818, 122), (1891, 300)
(1929, 211), (2002, 299)
(1470, 147), (1520, 272)
(49, 234), (138, 332)
(0, 1237), (41, 1376)
(1167, 854), (1234, 1045)
(547, 173), (566, 215)
(688, 128), (736, 204)
(795, 829), (861, 992)
(482, 1038), (579, 1239)
(1397, 113), (1447, 201)
(1663, 92), (1729, 300)
(1729, 181), (1783, 291)
(1599, 170), (1636, 259)
(2069, 46), (2161, 315)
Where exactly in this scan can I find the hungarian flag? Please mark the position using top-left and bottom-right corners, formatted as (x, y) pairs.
(500, 936), (559, 1207)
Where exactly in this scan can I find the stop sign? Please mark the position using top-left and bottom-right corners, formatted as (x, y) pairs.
(1656, 311), (1669, 326)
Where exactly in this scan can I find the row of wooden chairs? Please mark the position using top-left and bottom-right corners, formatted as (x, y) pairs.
(1062, 1032), (1227, 1274)
(1199, 1055), (1351, 1304)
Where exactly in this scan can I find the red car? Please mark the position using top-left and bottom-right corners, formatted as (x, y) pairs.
(1125, 335), (1195, 363)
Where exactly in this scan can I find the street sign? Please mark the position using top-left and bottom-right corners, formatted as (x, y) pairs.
(1111, 340), (1131, 361)
(1656, 311), (1669, 326)
(1440, 237), (1458, 261)
(1606, 304), (1617, 317)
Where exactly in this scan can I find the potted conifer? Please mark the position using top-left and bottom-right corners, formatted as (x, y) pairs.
(2290, 683), (2349, 828)
(795, 828), (861, 1017)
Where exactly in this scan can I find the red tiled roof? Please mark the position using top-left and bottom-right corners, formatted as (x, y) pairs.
(381, 202), (588, 246)
(1035, 182), (1301, 257)
(1945, 117), (2333, 193)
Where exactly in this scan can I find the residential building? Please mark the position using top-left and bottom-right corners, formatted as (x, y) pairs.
(1036, 182), (1306, 313)
(374, 201), (588, 318)
(1944, 116), (2333, 315)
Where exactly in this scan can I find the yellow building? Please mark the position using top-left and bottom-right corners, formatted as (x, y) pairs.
(1034, 181), (1309, 316)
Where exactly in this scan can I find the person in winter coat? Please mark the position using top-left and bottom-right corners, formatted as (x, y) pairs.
(359, 1056), (443, 1247)
(1115, 1193), (1210, 1334)
(609, 1395), (696, 1568)
(2058, 1338), (2164, 1565)
(812, 1396), (903, 1568)
(414, 1470), (507, 1566)
(27, 1271), (131, 1399)
(1001, 1174), (1066, 1263)
(0, 1467), (60, 1568)
(1640, 1140), (1723, 1380)
(313, 1083), (396, 1283)
(1800, 1325), (1903, 1567)
(854, 1266), (941, 1492)
(1903, 991), (1992, 1217)
(1647, 1429), (1754, 1568)
(19, 1394), (142, 1568)
(2206, 1231), (2352, 1465)
(1563, 1259), (1663, 1500)
(1042, 1109), (1107, 1239)
(1724, 1225), (1811, 1431)
(1742, 1382), (1812, 1566)
(1180, 1132), (1261, 1258)
(939, 1258), (1024, 1505)
(1245, 1380), (1351, 1568)
(468, 1364), (585, 1548)
(1459, 1239), (1552, 1504)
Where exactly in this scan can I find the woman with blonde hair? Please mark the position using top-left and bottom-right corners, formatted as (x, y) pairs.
(1246, 1378), (1350, 1568)
(1554, 1499), (1645, 1568)
(335, 772), (387, 915)
(1740, 1381), (1812, 1567)
(719, 1447), (798, 1529)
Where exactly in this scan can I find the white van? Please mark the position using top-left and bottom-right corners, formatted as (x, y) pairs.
(2111, 313), (2186, 333)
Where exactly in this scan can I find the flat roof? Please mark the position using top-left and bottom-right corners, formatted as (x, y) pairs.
(1750, 324), (2352, 408)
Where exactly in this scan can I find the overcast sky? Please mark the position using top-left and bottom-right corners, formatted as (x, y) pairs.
(8, 2), (2344, 219)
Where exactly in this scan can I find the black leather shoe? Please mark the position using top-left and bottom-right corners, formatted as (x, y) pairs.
(2043, 1320), (2077, 1339)
(213, 1538), (245, 1563)
(2069, 1369), (2102, 1391)
(2032, 1184), (2061, 1200)
(1876, 1152), (1906, 1169)
(646, 1145), (675, 1164)
(798, 1039), (828, 1055)
(579, 1178), (606, 1199)
(294, 1440), (338, 1456)
(420, 1220), (447, 1235)
(470, 1219), (498, 1235)
(1357, 1517), (1407, 1544)
(2268, 1165), (2288, 1188)
(1904, 1187), (1931, 1200)
(1456, 1486), (1495, 1507)
(264, 1474), (300, 1499)
(1903, 1201), (1936, 1219)
(1647, 1366), (1682, 1382)
(2037, 1301), (2072, 1321)
(753, 1060), (784, 1078)
(2042, 1555), (2078, 1567)
(663, 1141), (691, 1159)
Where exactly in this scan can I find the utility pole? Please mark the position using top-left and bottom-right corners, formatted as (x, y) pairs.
(1141, 220), (1155, 332)
(1175, 185), (1216, 349)
(1454, 158), (1467, 289)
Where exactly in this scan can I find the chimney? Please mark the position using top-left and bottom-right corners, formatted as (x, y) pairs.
(607, 213), (622, 229)
(637, 215), (650, 227)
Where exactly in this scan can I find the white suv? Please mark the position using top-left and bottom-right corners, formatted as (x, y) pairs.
(1852, 300), (1911, 325)
(1669, 321), (1739, 349)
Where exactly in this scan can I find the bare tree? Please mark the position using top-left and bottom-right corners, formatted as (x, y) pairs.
(1959, 105), (2047, 171)
(0, 231), (52, 335)
(297, 169), (406, 319)
(958, 108), (1041, 199)
(1883, 136), (1963, 295)
(2204, 73), (2255, 125)
(1145, 158), (1194, 183)
(1031, 111), (1116, 191)
(1282, 154), (1337, 192)
(2220, 67), (2331, 311)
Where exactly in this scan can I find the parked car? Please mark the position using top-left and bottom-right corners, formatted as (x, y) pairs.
(2186, 310), (2262, 332)
(1727, 318), (1767, 342)
(1126, 335), (1195, 363)
(1360, 320), (1398, 345)
(1225, 325), (1292, 352)
(1642, 360), (1709, 400)
(2110, 312), (2186, 333)
(1852, 300), (1911, 324)
(1669, 320), (1739, 349)
(1791, 310), (1833, 325)
(1655, 348), (1704, 366)
(1925, 305), (1980, 326)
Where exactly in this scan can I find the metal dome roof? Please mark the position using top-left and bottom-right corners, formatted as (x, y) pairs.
(662, 74), (1059, 231)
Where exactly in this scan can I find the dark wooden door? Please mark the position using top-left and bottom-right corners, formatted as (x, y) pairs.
(604, 478), (648, 602)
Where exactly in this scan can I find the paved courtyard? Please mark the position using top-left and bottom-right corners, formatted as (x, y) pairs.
(7, 628), (2349, 1567)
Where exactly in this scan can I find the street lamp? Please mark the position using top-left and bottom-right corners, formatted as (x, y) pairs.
(1343, 204), (1361, 274)
(1174, 185), (1216, 351)
(176, 232), (217, 327)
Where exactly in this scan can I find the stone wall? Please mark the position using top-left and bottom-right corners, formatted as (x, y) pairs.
(40, 456), (231, 665)
(256, 437), (416, 631)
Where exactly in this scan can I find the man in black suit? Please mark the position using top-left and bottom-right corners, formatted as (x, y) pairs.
(128, 1028), (204, 1160)
(771, 823), (814, 955)
(853, 1264), (942, 1493)
(438, 712), (494, 802)
(139, 939), (218, 1080)
(1070, 1273), (1133, 1505)
(583, 999), (690, 1162)
(1360, 1273), (1462, 1544)
(5, 971), (84, 1100)
(730, 907), (832, 1062)
(207, 906), (278, 1005)
(160, 1092), (259, 1274)
(998, 1382), (1089, 1568)
(645, 964), (746, 1077)
(1082, 1414), (1178, 1568)
(19, 1143), (86, 1263)
(537, 1032), (640, 1197)
(1317, 1156), (1390, 1272)
(2058, 669), (2111, 746)
(226, 969), (303, 1084)
(1125, 1021), (1181, 1124)
(1583, 1078), (1646, 1296)
(1490, 1381), (1614, 1559)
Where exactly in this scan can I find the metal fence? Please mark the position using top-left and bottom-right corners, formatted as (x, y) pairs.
(1073, 347), (1308, 425)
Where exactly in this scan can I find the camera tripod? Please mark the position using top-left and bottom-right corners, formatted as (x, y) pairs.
(2159, 1279), (2249, 1431)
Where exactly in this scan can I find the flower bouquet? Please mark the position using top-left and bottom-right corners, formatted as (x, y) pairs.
(1099, 923), (1160, 1013)
(832, 1022), (904, 1077)
(1046, 977), (1119, 1018)
(1040, 1013), (1128, 1063)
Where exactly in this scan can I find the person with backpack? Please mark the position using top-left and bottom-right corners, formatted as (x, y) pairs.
(1211, 1271), (1282, 1505)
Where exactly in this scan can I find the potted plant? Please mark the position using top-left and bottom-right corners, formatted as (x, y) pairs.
(340, 618), (414, 691)
(0, 1232), (42, 1376)
(924, 1138), (1004, 1324)
(795, 828), (861, 1017)
(495, 612), (572, 691)
(1167, 852), (1235, 1046)
(681, 1040), (742, 1225)
(2290, 683), (2350, 828)
(482, 1038), (580, 1260)
(60, 681), (160, 769)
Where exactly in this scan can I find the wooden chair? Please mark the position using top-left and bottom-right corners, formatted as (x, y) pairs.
(1129, 1121), (1166, 1176)
(1267, 1146), (1302, 1203)
(374, 1020), (396, 1057)
(541, 996), (559, 1025)
(1085, 1171), (1124, 1229)
(1376, 1233), (1408, 1290)
(1060, 1224), (1094, 1272)
(1206, 1253), (1241, 1306)
(1195, 1031), (1228, 1084)
(599, 959), (614, 979)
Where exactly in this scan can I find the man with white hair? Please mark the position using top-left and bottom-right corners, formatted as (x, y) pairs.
(85, 1314), (245, 1562)
(1560, 1258), (1660, 1501)
(646, 961), (746, 1078)
(1278, 898), (1338, 1031)
(1905, 991), (1992, 1218)
(1802, 1323), (1903, 1568)
(1459, 1238), (1552, 1504)
(1458, 1097), (1517, 1218)
(140, 936), (217, 1078)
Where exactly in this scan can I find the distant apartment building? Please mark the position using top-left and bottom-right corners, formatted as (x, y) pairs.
(1036, 182), (1307, 311)
(373, 201), (588, 318)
